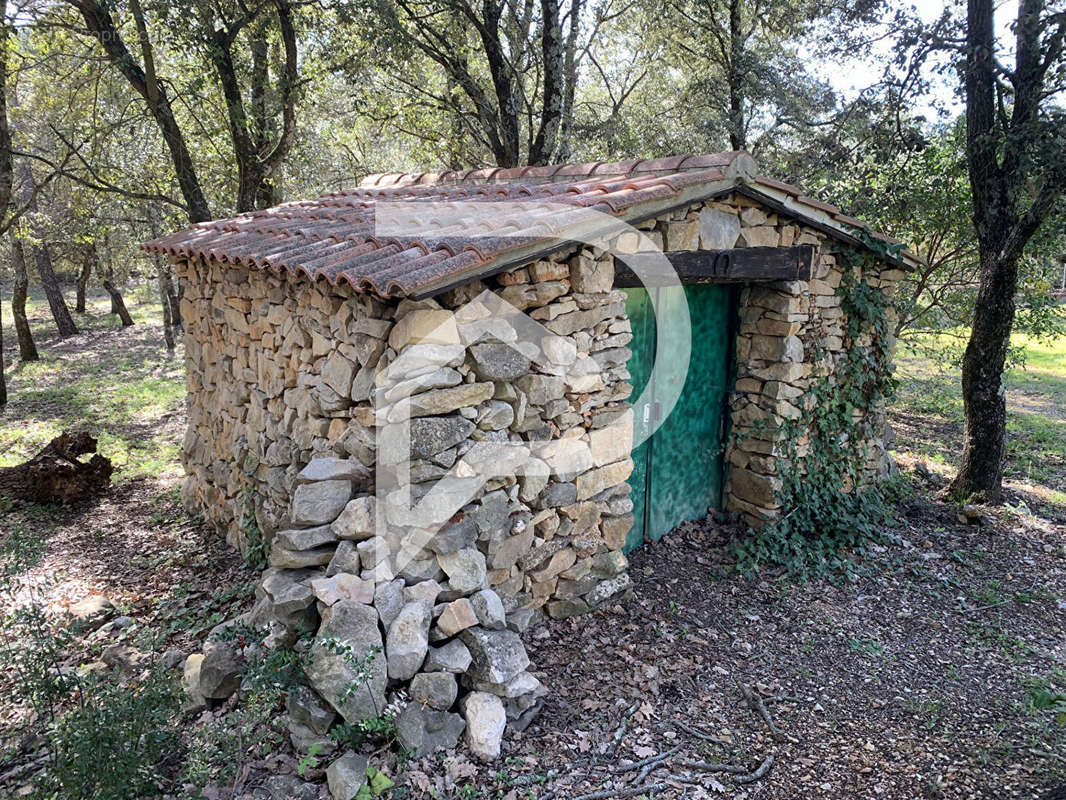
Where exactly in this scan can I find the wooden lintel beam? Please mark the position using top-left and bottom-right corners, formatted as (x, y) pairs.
(613, 245), (814, 287)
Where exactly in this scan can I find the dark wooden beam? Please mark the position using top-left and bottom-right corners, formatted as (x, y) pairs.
(613, 245), (814, 287)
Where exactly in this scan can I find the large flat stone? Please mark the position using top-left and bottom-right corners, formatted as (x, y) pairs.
(291, 480), (352, 525)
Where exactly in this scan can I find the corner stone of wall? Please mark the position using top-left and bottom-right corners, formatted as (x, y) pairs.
(719, 195), (905, 526)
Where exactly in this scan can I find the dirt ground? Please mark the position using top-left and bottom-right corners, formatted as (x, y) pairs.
(1, 303), (1065, 799)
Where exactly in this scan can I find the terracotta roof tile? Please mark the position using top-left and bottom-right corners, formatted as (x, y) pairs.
(143, 151), (915, 298)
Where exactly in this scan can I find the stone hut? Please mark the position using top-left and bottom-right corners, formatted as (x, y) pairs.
(145, 151), (916, 763)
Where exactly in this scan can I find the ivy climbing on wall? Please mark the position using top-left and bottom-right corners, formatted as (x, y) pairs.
(732, 241), (904, 578)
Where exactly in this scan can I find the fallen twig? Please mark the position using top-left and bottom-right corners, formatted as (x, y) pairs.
(734, 754), (775, 784)
(678, 760), (750, 774)
(680, 754), (775, 784)
(674, 720), (730, 745)
(611, 744), (683, 774)
(573, 782), (669, 800)
(960, 599), (1012, 614)
(738, 682), (787, 742)
(608, 702), (639, 757)
(505, 768), (563, 788)
(1030, 748), (1066, 765)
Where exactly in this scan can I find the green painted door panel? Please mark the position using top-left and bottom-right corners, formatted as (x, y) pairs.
(623, 284), (733, 551)
(646, 285), (732, 539)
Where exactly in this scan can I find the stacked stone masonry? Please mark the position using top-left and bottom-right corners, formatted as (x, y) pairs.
(175, 191), (902, 765)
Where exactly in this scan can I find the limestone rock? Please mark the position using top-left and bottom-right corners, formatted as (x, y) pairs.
(199, 638), (242, 700)
(437, 548), (487, 593)
(437, 598), (479, 637)
(260, 569), (317, 630)
(291, 480), (352, 525)
(258, 775), (320, 800)
(409, 416), (475, 459)
(409, 671), (458, 710)
(297, 457), (366, 484)
(424, 639), (473, 673)
(389, 309), (459, 350)
(312, 573), (375, 606)
(326, 540), (361, 576)
(547, 598), (590, 619)
(395, 705), (466, 756)
(374, 578), (406, 628)
(386, 601), (432, 680)
(289, 718), (338, 757)
(331, 496), (377, 540)
(585, 572), (632, 607)
(461, 691), (507, 762)
(515, 374), (565, 405)
(321, 353), (357, 399)
(182, 653), (208, 710)
(384, 367), (462, 402)
(268, 544), (335, 569)
(575, 459), (633, 501)
(460, 627), (529, 684)
(397, 383), (495, 419)
(470, 342), (530, 381)
(698, 206), (741, 249)
(275, 524), (336, 551)
(470, 589), (506, 630)
(288, 685), (336, 735)
(569, 255), (613, 293)
(307, 601), (387, 724)
(326, 751), (369, 800)
(428, 518), (477, 555)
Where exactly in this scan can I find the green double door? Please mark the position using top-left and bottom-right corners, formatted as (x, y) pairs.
(623, 285), (735, 552)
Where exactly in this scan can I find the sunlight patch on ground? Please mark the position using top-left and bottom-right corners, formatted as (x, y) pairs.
(0, 292), (184, 480)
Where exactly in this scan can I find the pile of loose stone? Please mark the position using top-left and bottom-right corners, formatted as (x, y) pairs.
(184, 456), (549, 780)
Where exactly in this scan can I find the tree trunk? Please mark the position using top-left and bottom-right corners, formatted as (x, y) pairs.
(31, 243), (77, 337)
(73, 0), (212, 224)
(166, 269), (182, 333)
(16, 160), (77, 337)
(101, 280), (134, 327)
(0, 291), (6, 407)
(726, 0), (746, 151)
(0, 432), (114, 504)
(75, 244), (93, 313)
(11, 234), (38, 361)
(529, 0), (564, 165)
(950, 246), (1019, 499)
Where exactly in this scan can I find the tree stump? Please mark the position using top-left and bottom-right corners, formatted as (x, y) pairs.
(0, 432), (113, 504)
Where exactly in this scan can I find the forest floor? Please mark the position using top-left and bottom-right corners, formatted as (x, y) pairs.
(0, 296), (1063, 799)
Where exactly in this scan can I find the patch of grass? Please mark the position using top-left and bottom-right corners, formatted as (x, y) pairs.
(893, 329), (1066, 513)
(0, 292), (183, 482)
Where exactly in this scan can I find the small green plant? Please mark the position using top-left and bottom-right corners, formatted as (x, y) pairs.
(297, 743), (323, 776)
(355, 765), (396, 798)
(48, 669), (182, 799)
(240, 486), (270, 570)
(0, 597), (183, 799)
(848, 637), (885, 656)
(319, 636), (384, 713)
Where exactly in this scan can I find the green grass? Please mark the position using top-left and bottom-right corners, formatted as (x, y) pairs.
(892, 330), (1066, 511)
(1, 289), (184, 481)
